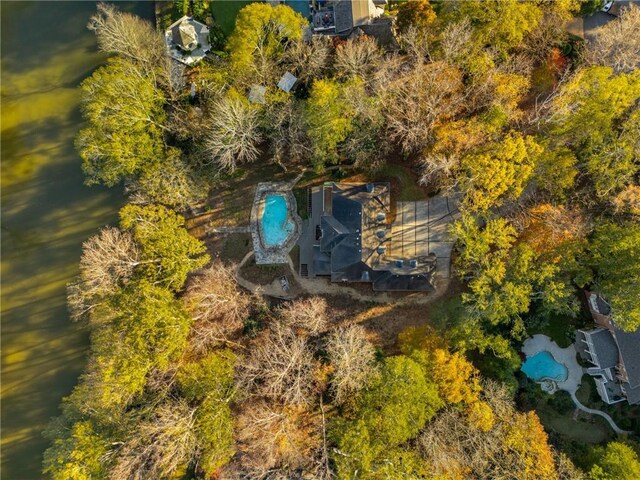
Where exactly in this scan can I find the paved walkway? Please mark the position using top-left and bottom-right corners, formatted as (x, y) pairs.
(570, 391), (629, 435)
(522, 334), (629, 435)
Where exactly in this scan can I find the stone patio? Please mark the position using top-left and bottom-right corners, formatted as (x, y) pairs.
(250, 182), (301, 264)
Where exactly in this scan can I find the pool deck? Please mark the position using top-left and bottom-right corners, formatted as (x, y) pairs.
(522, 335), (583, 394)
(522, 334), (629, 435)
(250, 182), (301, 264)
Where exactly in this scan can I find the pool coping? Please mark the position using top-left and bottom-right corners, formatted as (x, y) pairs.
(522, 335), (583, 395)
(250, 182), (302, 265)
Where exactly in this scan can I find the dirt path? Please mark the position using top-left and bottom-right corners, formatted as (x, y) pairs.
(235, 251), (452, 306)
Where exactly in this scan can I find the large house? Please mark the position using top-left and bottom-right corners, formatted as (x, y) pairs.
(576, 292), (640, 405)
(297, 182), (437, 291)
(311, 0), (387, 35)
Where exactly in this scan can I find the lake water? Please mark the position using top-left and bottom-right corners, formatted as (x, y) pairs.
(1, 2), (153, 478)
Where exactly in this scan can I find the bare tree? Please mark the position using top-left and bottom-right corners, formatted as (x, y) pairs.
(588, 4), (640, 73)
(612, 184), (640, 217)
(88, 3), (166, 76)
(277, 297), (328, 336)
(183, 262), (252, 353)
(438, 19), (474, 65)
(398, 25), (433, 64)
(203, 96), (262, 172)
(526, 25), (566, 66)
(67, 227), (139, 321)
(555, 451), (586, 480)
(233, 401), (323, 478)
(334, 36), (383, 82)
(418, 379), (562, 479)
(263, 97), (310, 169)
(326, 325), (379, 404)
(385, 62), (464, 154)
(286, 36), (332, 85)
(109, 400), (198, 480)
(370, 53), (404, 92)
(238, 322), (318, 406)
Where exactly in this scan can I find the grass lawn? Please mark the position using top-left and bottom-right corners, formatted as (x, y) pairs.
(240, 257), (292, 285)
(534, 397), (613, 444)
(369, 164), (429, 202)
(210, 0), (253, 36)
(527, 312), (576, 348)
(186, 161), (296, 232)
(220, 233), (253, 263)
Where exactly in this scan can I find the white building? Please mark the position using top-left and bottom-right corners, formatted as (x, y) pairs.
(576, 292), (640, 405)
(165, 16), (211, 65)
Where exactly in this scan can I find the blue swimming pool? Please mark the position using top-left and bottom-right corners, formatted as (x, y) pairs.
(521, 351), (568, 382)
(261, 194), (294, 247)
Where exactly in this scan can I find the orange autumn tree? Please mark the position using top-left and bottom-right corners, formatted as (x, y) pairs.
(503, 411), (557, 479)
(519, 203), (587, 256)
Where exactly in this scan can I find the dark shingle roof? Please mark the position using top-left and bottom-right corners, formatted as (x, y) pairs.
(312, 246), (332, 276)
(589, 328), (620, 370)
(373, 271), (433, 291)
(596, 295), (611, 315)
(623, 383), (640, 405)
(613, 325), (640, 389)
(311, 183), (435, 291)
(334, 0), (354, 33)
(320, 216), (350, 253)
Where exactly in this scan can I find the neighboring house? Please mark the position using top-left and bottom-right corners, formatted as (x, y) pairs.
(297, 182), (437, 291)
(576, 292), (640, 405)
(165, 16), (211, 65)
(311, 0), (387, 35)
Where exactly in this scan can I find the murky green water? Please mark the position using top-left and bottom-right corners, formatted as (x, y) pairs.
(1, 2), (152, 478)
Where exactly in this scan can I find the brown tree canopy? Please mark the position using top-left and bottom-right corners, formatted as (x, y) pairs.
(183, 262), (252, 353)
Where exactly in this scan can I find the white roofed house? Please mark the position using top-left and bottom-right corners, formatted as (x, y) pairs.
(165, 16), (211, 65)
(575, 292), (640, 405)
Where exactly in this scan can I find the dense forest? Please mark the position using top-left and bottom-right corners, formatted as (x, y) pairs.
(43, 1), (640, 479)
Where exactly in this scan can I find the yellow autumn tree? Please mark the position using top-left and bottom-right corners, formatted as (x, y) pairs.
(227, 3), (307, 82)
(503, 411), (557, 479)
(466, 400), (495, 432)
(431, 349), (482, 404)
(460, 132), (543, 212)
(399, 326), (481, 405)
